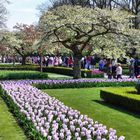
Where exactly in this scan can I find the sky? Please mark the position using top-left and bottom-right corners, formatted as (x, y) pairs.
(6, 0), (51, 30)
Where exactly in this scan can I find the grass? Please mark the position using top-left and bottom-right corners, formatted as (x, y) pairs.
(44, 87), (140, 140)
(47, 73), (72, 80)
(0, 96), (26, 140)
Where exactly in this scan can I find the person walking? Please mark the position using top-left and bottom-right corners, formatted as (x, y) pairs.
(129, 57), (135, 78)
(116, 63), (123, 80)
(112, 59), (117, 79)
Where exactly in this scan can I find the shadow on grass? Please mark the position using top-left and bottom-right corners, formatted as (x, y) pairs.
(92, 99), (140, 119)
(127, 91), (138, 94)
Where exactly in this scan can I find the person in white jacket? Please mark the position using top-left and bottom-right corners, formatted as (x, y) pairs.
(116, 63), (123, 79)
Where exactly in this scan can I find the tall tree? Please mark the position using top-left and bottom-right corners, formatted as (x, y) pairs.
(0, 0), (9, 28)
(39, 5), (132, 79)
(38, 0), (114, 11)
(2, 24), (38, 65)
(13, 24), (38, 65)
(113, 0), (140, 29)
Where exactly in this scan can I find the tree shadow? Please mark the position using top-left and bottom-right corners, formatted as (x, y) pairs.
(127, 91), (138, 94)
(92, 99), (140, 119)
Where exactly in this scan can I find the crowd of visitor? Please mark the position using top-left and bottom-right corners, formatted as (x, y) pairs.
(28, 55), (97, 69)
(128, 57), (140, 78)
(35, 56), (140, 80)
(98, 57), (140, 79)
(0, 55), (140, 79)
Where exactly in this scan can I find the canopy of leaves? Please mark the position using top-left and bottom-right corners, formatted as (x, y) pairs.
(0, 0), (9, 28)
(39, 5), (134, 58)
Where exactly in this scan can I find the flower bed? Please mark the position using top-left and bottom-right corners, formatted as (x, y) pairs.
(100, 87), (140, 112)
(32, 78), (136, 89)
(83, 69), (104, 78)
(0, 81), (125, 140)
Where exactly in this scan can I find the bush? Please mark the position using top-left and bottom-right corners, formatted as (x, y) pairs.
(43, 66), (104, 78)
(123, 69), (129, 75)
(0, 65), (104, 78)
(0, 64), (129, 77)
(34, 81), (135, 89)
(100, 87), (140, 112)
(0, 64), (39, 71)
(0, 71), (48, 80)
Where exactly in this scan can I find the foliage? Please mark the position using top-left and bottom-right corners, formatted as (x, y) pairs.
(100, 87), (140, 112)
(43, 66), (104, 78)
(39, 6), (131, 54)
(0, 71), (48, 80)
(0, 0), (9, 28)
(13, 24), (38, 54)
(0, 31), (17, 58)
(0, 64), (39, 69)
(0, 63), (130, 76)
(2, 24), (39, 65)
(39, 5), (135, 78)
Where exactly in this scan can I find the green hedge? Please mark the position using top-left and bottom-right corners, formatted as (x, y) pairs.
(34, 81), (135, 89)
(0, 65), (103, 78)
(100, 87), (140, 112)
(123, 69), (129, 75)
(0, 71), (48, 80)
(0, 65), (39, 71)
(0, 87), (45, 140)
(0, 64), (129, 77)
(43, 66), (104, 78)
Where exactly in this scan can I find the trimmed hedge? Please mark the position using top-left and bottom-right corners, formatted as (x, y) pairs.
(123, 69), (129, 75)
(100, 87), (140, 112)
(0, 65), (104, 78)
(43, 66), (104, 78)
(0, 64), (129, 77)
(34, 81), (135, 89)
(0, 65), (39, 71)
(0, 71), (48, 80)
(0, 86), (45, 140)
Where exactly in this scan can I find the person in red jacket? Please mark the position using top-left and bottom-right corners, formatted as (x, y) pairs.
(68, 56), (73, 67)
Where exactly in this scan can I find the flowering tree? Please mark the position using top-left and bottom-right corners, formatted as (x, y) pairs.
(39, 5), (132, 79)
(33, 37), (49, 72)
(7, 24), (38, 65)
(0, 39), (9, 62)
(0, 0), (9, 28)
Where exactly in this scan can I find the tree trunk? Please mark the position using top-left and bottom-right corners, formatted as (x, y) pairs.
(13, 55), (15, 66)
(40, 55), (43, 72)
(73, 54), (82, 79)
(21, 56), (26, 65)
(1, 55), (4, 63)
(134, 15), (139, 29)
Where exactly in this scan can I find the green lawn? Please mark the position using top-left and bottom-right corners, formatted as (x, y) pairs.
(47, 73), (72, 79)
(0, 96), (26, 140)
(44, 88), (140, 140)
